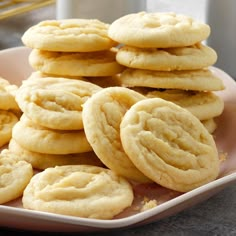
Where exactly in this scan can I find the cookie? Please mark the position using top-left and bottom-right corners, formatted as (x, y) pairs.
(120, 98), (220, 192)
(0, 77), (19, 110)
(8, 139), (104, 170)
(22, 19), (117, 52)
(0, 149), (33, 204)
(0, 110), (18, 148)
(116, 43), (217, 71)
(201, 118), (217, 134)
(108, 12), (210, 48)
(142, 89), (224, 120)
(120, 68), (225, 91)
(29, 48), (124, 77)
(16, 75), (102, 130)
(82, 87), (150, 182)
(22, 165), (134, 219)
(12, 115), (92, 154)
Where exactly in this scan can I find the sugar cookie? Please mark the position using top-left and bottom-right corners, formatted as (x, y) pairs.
(22, 19), (116, 52)
(120, 68), (225, 91)
(12, 115), (92, 154)
(201, 118), (217, 134)
(0, 110), (18, 148)
(29, 49), (124, 77)
(116, 43), (217, 71)
(16, 75), (102, 130)
(120, 98), (219, 192)
(8, 139), (104, 170)
(0, 77), (19, 110)
(82, 87), (150, 182)
(22, 165), (134, 219)
(0, 149), (33, 204)
(108, 12), (210, 48)
(142, 89), (224, 120)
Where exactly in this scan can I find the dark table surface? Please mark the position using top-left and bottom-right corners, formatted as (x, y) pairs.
(0, 4), (236, 236)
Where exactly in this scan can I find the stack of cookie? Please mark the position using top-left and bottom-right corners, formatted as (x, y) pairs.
(9, 76), (104, 170)
(8, 18), (128, 169)
(108, 12), (225, 133)
(0, 77), (20, 148)
(22, 19), (124, 80)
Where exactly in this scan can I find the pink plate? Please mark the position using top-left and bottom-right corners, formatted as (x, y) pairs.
(0, 47), (236, 233)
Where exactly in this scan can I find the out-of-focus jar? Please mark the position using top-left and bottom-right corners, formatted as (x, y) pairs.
(56, 0), (146, 23)
(206, 0), (236, 78)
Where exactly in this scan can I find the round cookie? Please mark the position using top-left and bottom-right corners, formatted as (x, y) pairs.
(29, 49), (124, 77)
(0, 110), (19, 148)
(0, 77), (19, 110)
(142, 89), (224, 120)
(22, 19), (117, 52)
(120, 68), (225, 91)
(201, 119), (217, 134)
(0, 149), (33, 204)
(15, 75), (102, 130)
(8, 139), (104, 170)
(22, 165), (134, 219)
(108, 12), (210, 48)
(12, 115), (92, 154)
(82, 87), (150, 183)
(120, 98), (220, 192)
(116, 43), (217, 71)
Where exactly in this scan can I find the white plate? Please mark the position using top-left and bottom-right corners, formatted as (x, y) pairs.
(0, 47), (236, 233)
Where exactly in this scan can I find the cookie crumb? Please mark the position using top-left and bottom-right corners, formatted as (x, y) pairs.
(141, 197), (158, 212)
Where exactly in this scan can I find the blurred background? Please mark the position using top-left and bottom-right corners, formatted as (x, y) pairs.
(0, 0), (235, 78)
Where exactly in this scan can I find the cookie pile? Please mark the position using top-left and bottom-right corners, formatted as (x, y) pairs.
(8, 19), (129, 170)
(108, 12), (225, 133)
(0, 77), (20, 148)
(0, 12), (225, 219)
(22, 19), (124, 79)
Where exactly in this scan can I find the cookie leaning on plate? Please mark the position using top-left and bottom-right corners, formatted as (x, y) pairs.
(116, 43), (217, 71)
(22, 19), (117, 52)
(22, 165), (134, 219)
(108, 12), (210, 48)
(0, 149), (33, 204)
(120, 98), (220, 192)
(82, 86), (150, 183)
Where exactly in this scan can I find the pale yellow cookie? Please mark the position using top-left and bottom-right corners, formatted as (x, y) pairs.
(120, 98), (220, 192)
(16, 75), (102, 130)
(120, 68), (225, 91)
(8, 139), (104, 170)
(0, 77), (19, 110)
(22, 165), (134, 219)
(201, 118), (217, 134)
(143, 89), (224, 120)
(0, 110), (18, 148)
(22, 19), (116, 52)
(116, 43), (217, 71)
(29, 49), (124, 77)
(0, 149), (33, 204)
(82, 87), (150, 183)
(108, 12), (210, 48)
(12, 115), (92, 154)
